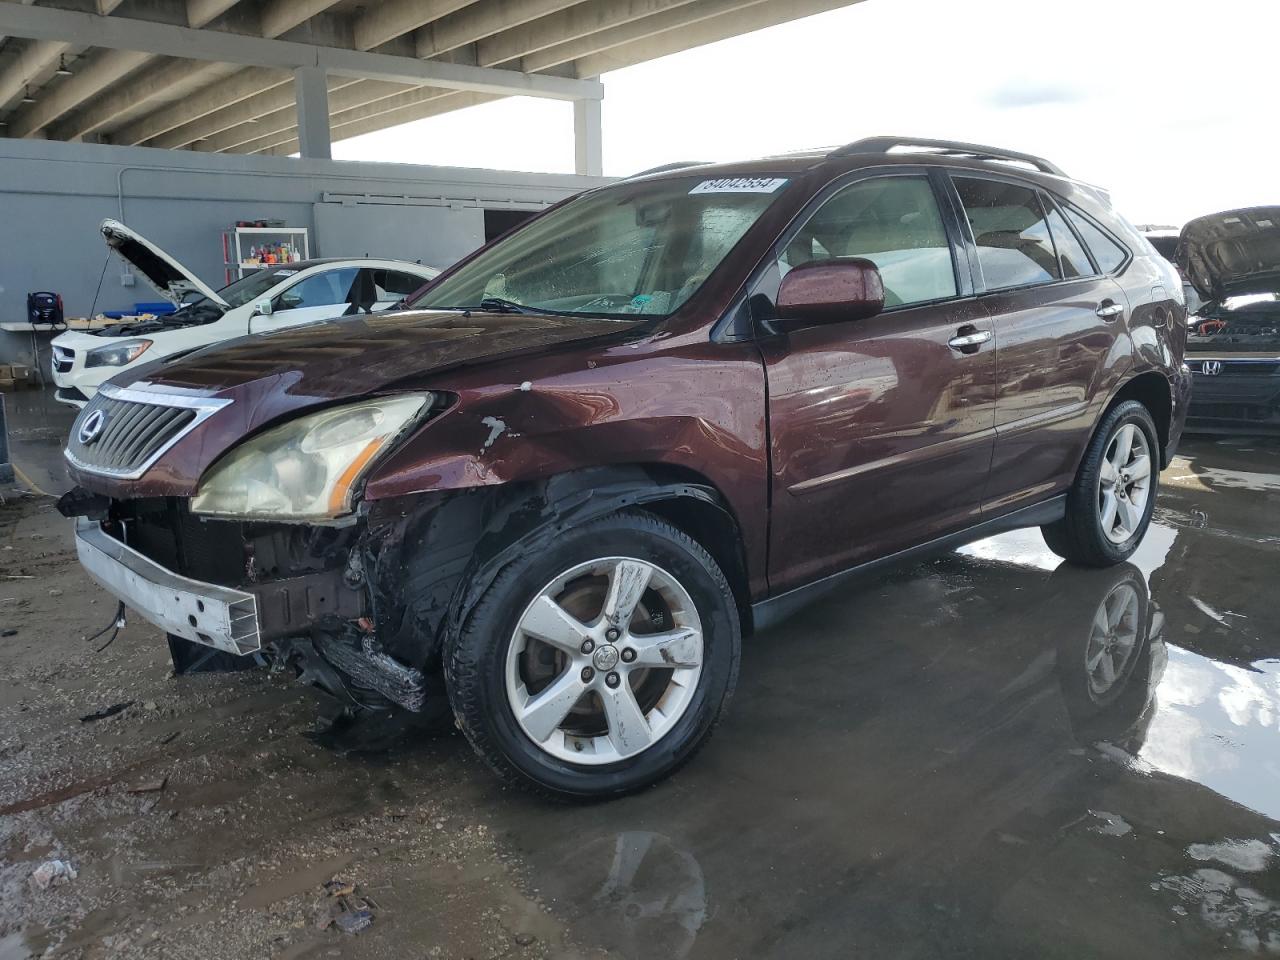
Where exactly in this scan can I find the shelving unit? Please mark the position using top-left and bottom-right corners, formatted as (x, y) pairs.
(221, 226), (310, 284)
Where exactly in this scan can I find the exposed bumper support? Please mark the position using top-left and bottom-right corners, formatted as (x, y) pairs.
(74, 518), (260, 655)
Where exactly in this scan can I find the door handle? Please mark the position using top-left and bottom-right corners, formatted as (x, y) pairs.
(1096, 301), (1124, 320)
(948, 327), (992, 354)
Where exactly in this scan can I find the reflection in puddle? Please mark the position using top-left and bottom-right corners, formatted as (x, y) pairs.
(1140, 649), (1280, 819)
(561, 831), (706, 960)
(1189, 466), (1280, 493)
(1157, 867), (1280, 953)
(958, 521), (1178, 580)
(1188, 839), (1278, 873)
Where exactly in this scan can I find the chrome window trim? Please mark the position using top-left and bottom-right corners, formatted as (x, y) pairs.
(64, 382), (232, 481)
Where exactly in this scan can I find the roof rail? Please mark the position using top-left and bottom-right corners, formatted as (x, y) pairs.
(829, 137), (1067, 177)
(626, 160), (712, 179)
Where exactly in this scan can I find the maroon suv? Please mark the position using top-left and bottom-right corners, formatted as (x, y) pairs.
(60, 137), (1191, 799)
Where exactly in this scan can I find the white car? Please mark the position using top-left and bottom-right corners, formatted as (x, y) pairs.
(51, 219), (439, 407)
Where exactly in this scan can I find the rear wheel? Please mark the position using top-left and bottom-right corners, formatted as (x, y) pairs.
(444, 512), (740, 800)
(1043, 400), (1159, 567)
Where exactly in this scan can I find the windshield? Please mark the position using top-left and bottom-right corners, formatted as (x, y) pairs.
(409, 175), (790, 318)
(210, 267), (301, 308)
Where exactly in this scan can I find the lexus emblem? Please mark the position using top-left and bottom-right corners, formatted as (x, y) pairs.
(1201, 360), (1223, 376)
(77, 409), (106, 444)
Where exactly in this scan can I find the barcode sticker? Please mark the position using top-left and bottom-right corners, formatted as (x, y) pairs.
(689, 177), (789, 195)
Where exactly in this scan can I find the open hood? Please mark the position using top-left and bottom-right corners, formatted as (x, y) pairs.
(100, 218), (228, 309)
(1177, 206), (1280, 302)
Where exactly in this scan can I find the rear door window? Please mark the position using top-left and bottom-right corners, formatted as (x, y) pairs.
(780, 175), (958, 308)
(954, 177), (1060, 290)
(1063, 208), (1129, 274)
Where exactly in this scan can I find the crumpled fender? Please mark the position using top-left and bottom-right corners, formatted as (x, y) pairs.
(361, 466), (737, 669)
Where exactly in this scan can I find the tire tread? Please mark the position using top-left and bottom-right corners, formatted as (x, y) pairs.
(444, 509), (740, 801)
(1042, 399), (1158, 567)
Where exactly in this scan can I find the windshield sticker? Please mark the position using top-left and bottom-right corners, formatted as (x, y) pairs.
(273, 270), (297, 277)
(689, 177), (788, 195)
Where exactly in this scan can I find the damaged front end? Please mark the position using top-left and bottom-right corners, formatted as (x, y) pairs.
(59, 487), (446, 714)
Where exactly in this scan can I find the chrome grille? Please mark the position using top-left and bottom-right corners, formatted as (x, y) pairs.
(65, 383), (231, 480)
(1190, 358), (1280, 376)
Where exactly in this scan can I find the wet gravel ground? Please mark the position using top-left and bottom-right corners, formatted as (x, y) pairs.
(1, 395), (1278, 959)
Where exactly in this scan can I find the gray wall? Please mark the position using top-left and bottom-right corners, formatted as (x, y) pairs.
(0, 139), (604, 348)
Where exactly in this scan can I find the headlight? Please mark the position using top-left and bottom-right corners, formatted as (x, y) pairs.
(191, 394), (431, 520)
(85, 339), (152, 368)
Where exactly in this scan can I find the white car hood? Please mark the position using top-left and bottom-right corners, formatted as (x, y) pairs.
(100, 218), (227, 309)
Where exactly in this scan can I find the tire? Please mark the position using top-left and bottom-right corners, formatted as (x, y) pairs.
(1042, 400), (1159, 567)
(444, 510), (741, 801)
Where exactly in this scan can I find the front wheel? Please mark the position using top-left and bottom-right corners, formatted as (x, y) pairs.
(444, 511), (741, 800)
(1043, 400), (1159, 567)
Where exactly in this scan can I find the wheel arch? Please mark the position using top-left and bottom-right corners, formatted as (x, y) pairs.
(376, 464), (755, 670)
(450, 463), (755, 644)
(1106, 371), (1173, 467)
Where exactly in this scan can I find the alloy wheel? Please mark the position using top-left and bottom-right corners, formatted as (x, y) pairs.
(504, 557), (704, 765)
(1097, 423), (1152, 544)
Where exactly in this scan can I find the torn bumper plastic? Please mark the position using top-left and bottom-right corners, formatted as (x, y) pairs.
(74, 517), (261, 655)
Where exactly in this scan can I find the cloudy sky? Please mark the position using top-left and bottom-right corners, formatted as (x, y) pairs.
(334, 0), (1279, 227)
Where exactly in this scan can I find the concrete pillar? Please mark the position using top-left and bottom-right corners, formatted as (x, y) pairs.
(573, 88), (602, 178)
(293, 65), (331, 160)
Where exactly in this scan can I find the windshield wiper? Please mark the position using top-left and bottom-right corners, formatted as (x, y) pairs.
(476, 296), (538, 314)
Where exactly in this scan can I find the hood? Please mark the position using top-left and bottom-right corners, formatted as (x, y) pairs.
(1177, 206), (1280, 302)
(75, 309), (643, 497)
(100, 218), (228, 309)
(131, 309), (639, 399)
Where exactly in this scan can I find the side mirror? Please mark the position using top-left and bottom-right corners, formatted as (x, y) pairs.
(775, 258), (884, 326)
(252, 299), (273, 317)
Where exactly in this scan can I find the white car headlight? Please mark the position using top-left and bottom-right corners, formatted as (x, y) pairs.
(191, 394), (432, 520)
(85, 339), (152, 368)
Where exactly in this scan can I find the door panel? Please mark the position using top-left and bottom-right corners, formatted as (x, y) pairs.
(979, 277), (1128, 512)
(761, 173), (996, 593)
(947, 176), (1128, 515)
(763, 299), (996, 592)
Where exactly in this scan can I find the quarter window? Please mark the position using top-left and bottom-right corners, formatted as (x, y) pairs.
(954, 177), (1060, 290)
(1063, 207), (1128, 274)
(1042, 200), (1095, 278)
(780, 176), (957, 308)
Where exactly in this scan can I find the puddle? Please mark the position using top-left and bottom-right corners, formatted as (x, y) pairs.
(0, 932), (32, 960)
(1188, 838), (1278, 873)
(1139, 648), (1280, 820)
